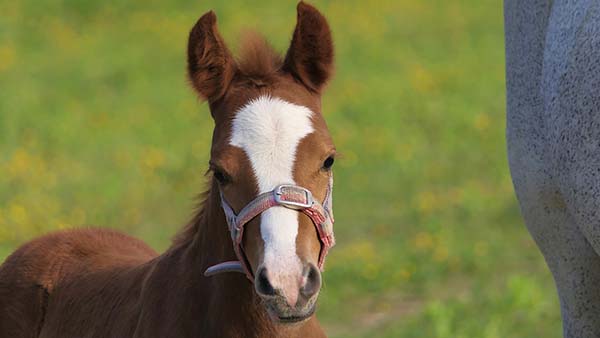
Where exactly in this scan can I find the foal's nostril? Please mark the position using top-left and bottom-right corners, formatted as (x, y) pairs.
(255, 267), (276, 297)
(300, 263), (321, 299)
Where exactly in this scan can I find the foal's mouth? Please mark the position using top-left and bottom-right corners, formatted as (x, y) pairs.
(268, 305), (316, 324)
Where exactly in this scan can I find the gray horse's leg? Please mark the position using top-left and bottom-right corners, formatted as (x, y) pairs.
(550, 3), (600, 335)
(512, 174), (600, 337)
(507, 1), (600, 336)
(509, 97), (600, 338)
(510, 107), (600, 338)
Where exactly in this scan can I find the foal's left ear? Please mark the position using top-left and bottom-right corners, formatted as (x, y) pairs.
(282, 2), (334, 93)
(187, 11), (235, 102)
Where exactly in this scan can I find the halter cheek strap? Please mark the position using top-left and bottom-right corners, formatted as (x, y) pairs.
(204, 176), (335, 281)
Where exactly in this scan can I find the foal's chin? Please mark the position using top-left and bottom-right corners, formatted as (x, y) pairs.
(266, 304), (316, 325)
(262, 293), (319, 325)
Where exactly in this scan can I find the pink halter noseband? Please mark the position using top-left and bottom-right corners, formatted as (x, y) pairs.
(204, 176), (335, 281)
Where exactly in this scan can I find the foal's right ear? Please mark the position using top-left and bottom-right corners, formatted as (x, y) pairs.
(187, 11), (235, 102)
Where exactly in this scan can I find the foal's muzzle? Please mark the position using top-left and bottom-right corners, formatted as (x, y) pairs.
(255, 263), (321, 323)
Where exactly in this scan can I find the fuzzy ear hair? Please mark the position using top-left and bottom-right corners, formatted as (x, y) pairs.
(283, 2), (334, 93)
(187, 11), (236, 102)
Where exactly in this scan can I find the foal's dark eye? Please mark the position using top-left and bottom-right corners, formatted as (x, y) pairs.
(213, 170), (228, 184)
(322, 156), (335, 170)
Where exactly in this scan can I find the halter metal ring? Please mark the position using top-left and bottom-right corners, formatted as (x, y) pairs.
(274, 185), (314, 209)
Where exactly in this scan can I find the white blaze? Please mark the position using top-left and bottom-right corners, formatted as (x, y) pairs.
(230, 95), (314, 282)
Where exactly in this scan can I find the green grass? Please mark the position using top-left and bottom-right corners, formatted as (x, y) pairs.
(0, 0), (562, 337)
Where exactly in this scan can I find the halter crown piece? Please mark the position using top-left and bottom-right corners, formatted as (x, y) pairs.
(204, 176), (335, 281)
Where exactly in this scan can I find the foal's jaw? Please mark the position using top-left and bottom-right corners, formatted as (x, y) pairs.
(266, 301), (317, 325)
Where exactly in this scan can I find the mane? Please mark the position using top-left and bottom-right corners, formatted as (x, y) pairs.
(171, 181), (212, 249)
(235, 32), (283, 81)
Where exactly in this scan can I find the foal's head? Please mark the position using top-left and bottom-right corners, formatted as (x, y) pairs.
(187, 2), (335, 323)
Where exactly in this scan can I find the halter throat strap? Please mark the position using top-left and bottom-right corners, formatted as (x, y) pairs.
(204, 177), (335, 281)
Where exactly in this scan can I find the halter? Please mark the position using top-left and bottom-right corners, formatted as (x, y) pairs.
(204, 176), (335, 281)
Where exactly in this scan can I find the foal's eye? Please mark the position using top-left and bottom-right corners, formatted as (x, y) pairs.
(322, 156), (335, 170)
(213, 170), (229, 184)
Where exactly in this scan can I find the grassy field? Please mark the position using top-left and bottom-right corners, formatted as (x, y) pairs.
(0, 0), (562, 337)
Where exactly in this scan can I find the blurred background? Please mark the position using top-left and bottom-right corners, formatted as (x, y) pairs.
(0, 1), (561, 337)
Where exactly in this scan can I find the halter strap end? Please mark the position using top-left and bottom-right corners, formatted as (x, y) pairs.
(204, 261), (246, 277)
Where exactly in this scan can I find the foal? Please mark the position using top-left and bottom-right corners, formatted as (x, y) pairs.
(0, 2), (336, 337)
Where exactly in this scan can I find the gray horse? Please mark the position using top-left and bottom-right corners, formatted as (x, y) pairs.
(506, 1), (600, 336)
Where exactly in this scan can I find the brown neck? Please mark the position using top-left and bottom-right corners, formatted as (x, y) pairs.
(144, 181), (324, 338)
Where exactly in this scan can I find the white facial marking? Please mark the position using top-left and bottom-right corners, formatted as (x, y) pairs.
(230, 95), (314, 287)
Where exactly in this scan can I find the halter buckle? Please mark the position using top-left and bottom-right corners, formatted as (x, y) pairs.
(274, 185), (314, 209)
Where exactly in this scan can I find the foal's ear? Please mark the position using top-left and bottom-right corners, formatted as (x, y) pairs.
(187, 11), (235, 102)
(283, 2), (334, 93)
